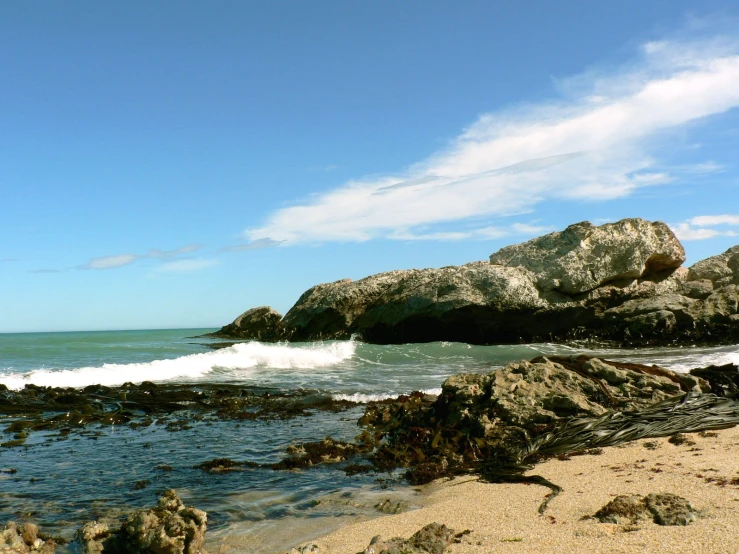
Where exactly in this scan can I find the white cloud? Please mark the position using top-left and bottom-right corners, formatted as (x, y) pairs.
(689, 214), (739, 226)
(245, 36), (739, 245)
(77, 244), (202, 270)
(671, 216), (739, 241)
(222, 238), (285, 252)
(155, 259), (218, 272)
(84, 254), (138, 270)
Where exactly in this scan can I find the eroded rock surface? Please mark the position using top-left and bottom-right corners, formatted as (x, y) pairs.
(76, 490), (207, 554)
(361, 523), (458, 554)
(0, 522), (55, 553)
(213, 218), (739, 346)
(594, 493), (696, 526)
(352, 356), (712, 484)
(488, 219), (685, 294)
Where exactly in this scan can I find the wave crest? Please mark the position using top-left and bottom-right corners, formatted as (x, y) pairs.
(0, 340), (357, 390)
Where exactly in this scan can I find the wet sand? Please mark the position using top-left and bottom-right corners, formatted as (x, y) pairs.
(312, 426), (739, 554)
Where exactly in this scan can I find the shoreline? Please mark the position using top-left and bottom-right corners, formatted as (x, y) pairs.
(298, 426), (739, 554)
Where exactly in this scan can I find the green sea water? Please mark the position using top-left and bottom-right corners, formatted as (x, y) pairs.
(0, 329), (737, 552)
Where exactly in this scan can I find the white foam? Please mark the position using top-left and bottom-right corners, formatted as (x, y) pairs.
(658, 348), (739, 373)
(0, 341), (357, 390)
(333, 388), (442, 403)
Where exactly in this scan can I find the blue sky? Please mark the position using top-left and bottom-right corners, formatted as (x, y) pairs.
(2, 1), (739, 333)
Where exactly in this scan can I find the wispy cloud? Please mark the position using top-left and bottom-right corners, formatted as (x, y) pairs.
(154, 258), (218, 272)
(77, 244), (201, 270)
(0, 258), (18, 263)
(245, 35), (739, 245)
(307, 164), (339, 172)
(221, 238), (285, 252)
(28, 268), (63, 274)
(671, 214), (739, 240)
(689, 214), (739, 226)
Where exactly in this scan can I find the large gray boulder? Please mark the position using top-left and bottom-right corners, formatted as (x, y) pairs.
(687, 245), (739, 287)
(280, 262), (546, 342)
(488, 219), (685, 294)
(213, 218), (739, 346)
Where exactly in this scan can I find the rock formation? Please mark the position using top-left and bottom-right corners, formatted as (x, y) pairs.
(0, 522), (55, 553)
(352, 355), (715, 484)
(76, 490), (207, 554)
(360, 523), (459, 554)
(593, 493), (696, 526)
(212, 218), (739, 346)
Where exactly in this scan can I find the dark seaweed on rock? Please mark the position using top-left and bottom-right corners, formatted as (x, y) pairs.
(318, 356), (739, 514)
(0, 383), (358, 446)
(688, 363), (739, 398)
(526, 392), (739, 459)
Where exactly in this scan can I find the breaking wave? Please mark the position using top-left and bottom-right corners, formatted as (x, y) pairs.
(0, 341), (357, 390)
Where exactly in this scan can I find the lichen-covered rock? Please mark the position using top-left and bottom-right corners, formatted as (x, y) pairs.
(214, 219), (739, 346)
(593, 494), (649, 524)
(0, 521), (55, 553)
(271, 437), (365, 470)
(76, 521), (111, 554)
(687, 245), (739, 286)
(361, 523), (457, 554)
(489, 219), (685, 294)
(594, 493), (696, 526)
(280, 262), (545, 343)
(645, 493), (697, 526)
(77, 490), (207, 554)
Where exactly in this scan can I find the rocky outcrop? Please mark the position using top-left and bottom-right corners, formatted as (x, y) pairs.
(488, 219), (685, 294)
(213, 218), (739, 346)
(593, 493), (696, 526)
(360, 523), (459, 554)
(351, 356), (725, 484)
(215, 306), (286, 341)
(76, 490), (207, 554)
(0, 522), (55, 553)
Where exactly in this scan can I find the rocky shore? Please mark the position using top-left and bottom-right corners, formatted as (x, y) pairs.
(3, 355), (738, 553)
(211, 218), (739, 346)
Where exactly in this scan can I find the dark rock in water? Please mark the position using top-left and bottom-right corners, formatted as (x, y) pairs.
(193, 458), (258, 474)
(0, 383), (357, 445)
(212, 306), (286, 341)
(594, 493), (696, 526)
(212, 218), (739, 346)
(689, 363), (739, 398)
(360, 522), (458, 554)
(374, 498), (409, 515)
(76, 490), (207, 554)
(271, 437), (365, 470)
(0, 521), (56, 553)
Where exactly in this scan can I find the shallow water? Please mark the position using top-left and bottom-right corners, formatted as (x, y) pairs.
(0, 329), (737, 552)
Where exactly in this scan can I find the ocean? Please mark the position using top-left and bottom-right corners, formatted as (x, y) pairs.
(1, 329), (738, 552)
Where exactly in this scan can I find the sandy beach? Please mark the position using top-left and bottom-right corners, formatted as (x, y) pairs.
(312, 426), (739, 554)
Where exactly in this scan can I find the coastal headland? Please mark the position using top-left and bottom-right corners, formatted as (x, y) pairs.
(2, 217), (738, 554)
(211, 218), (739, 347)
